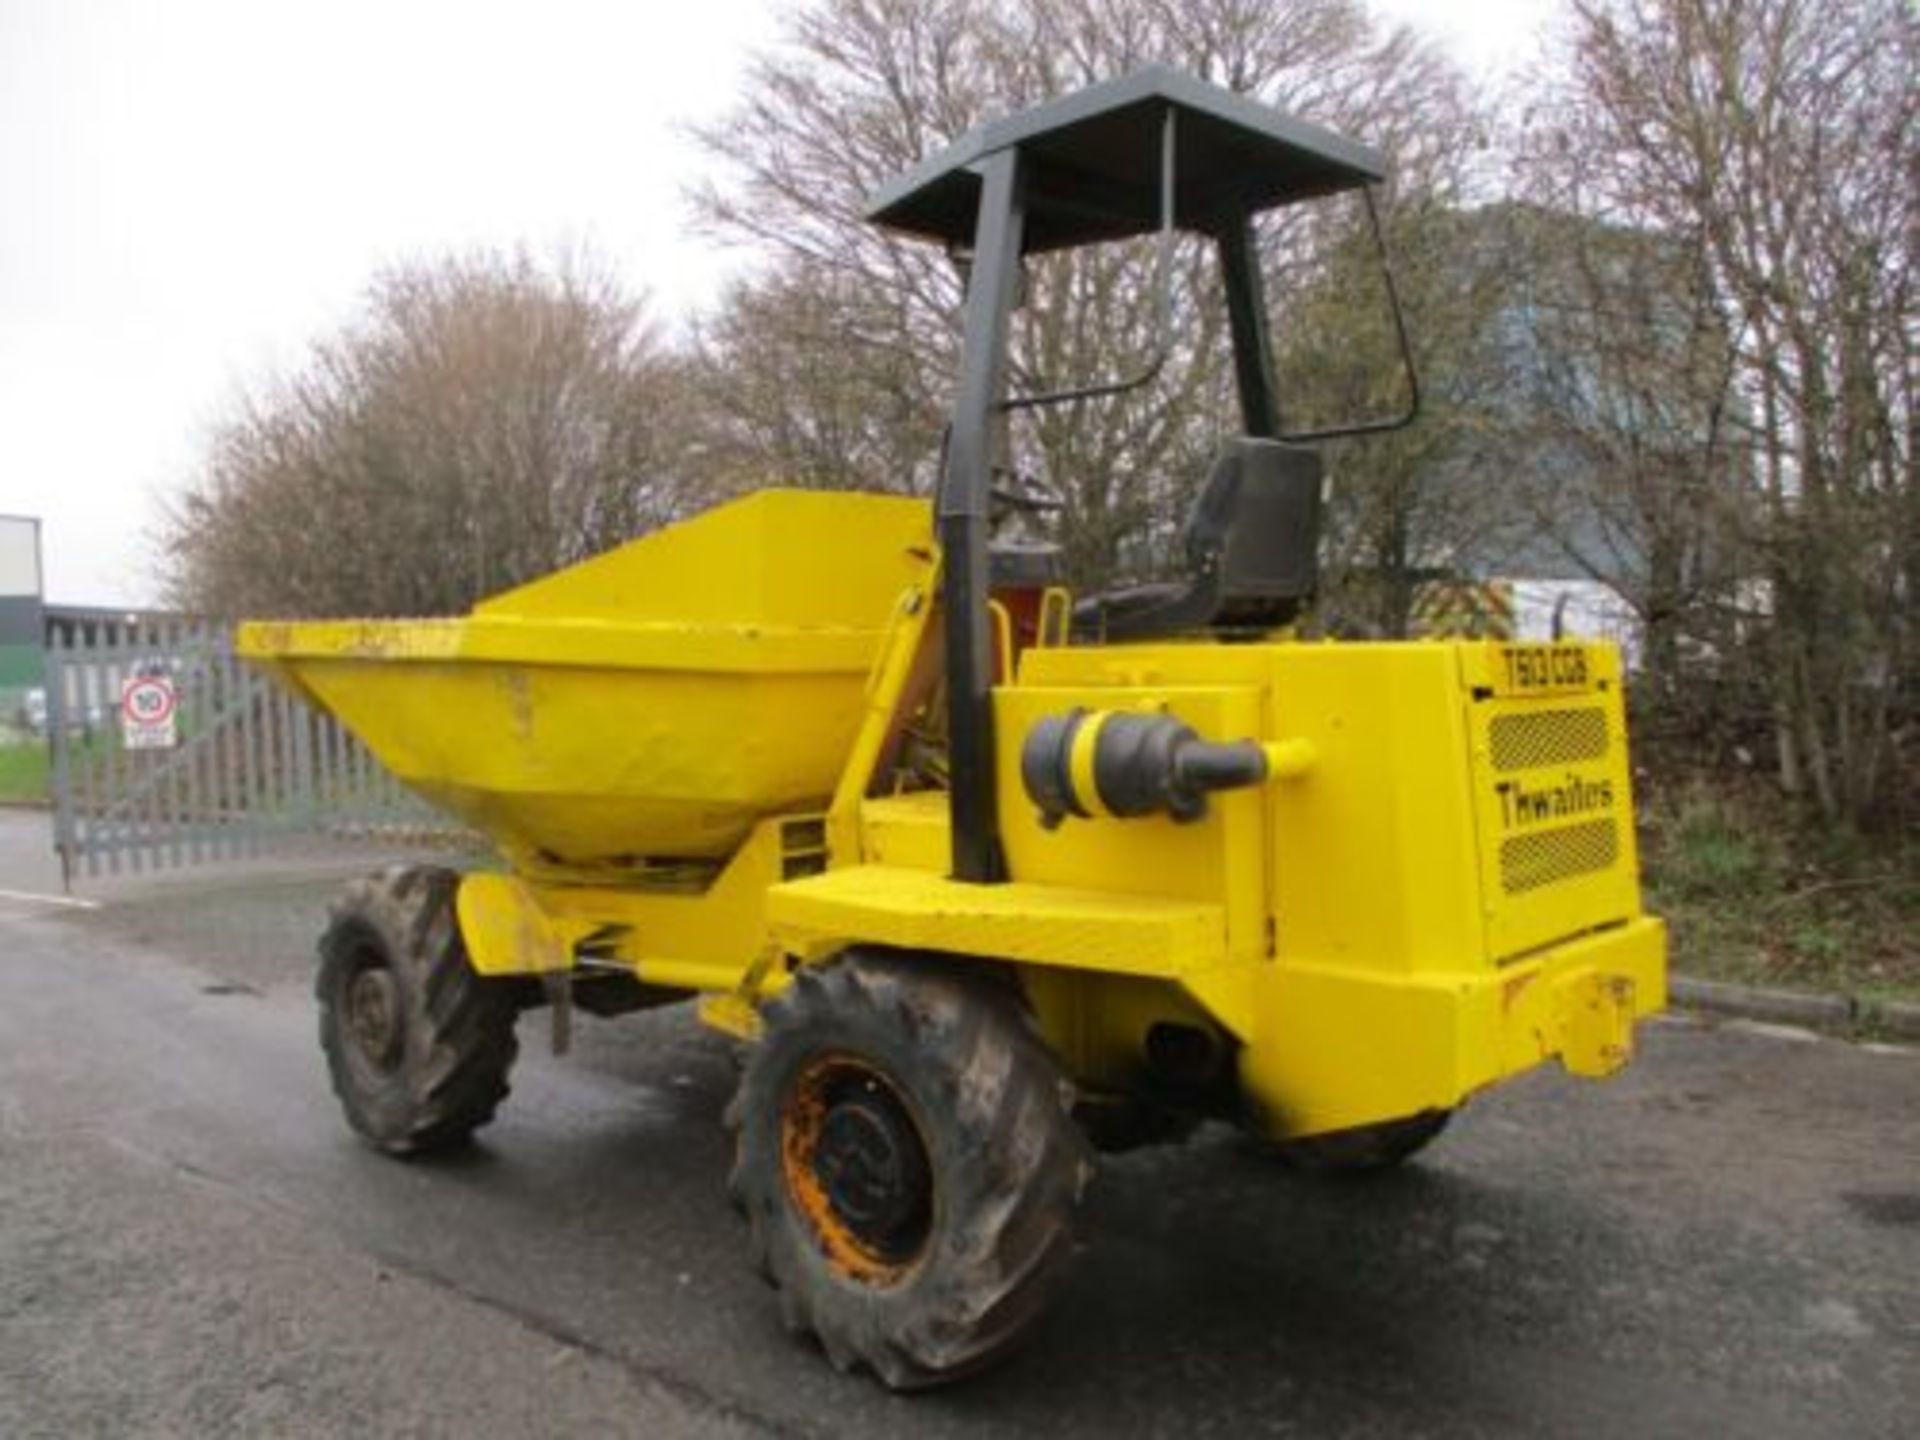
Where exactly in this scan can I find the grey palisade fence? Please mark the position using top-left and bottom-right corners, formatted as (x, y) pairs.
(44, 617), (460, 885)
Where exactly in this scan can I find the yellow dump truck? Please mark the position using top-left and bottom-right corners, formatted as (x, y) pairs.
(240, 68), (1665, 1389)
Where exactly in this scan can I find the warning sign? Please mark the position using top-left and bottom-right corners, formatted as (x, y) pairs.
(121, 673), (178, 750)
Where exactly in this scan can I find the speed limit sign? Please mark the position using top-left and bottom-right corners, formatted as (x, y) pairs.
(121, 674), (179, 750)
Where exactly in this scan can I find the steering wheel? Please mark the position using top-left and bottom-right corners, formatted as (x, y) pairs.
(988, 466), (1065, 519)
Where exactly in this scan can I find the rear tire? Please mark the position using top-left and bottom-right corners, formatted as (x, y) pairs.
(1270, 1110), (1452, 1173)
(728, 952), (1091, 1389)
(316, 865), (520, 1156)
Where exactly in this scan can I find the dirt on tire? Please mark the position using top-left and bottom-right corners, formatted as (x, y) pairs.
(316, 864), (520, 1156)
(728, 951), (1093, 1389)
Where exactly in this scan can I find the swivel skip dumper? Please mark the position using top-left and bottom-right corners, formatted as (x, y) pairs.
(241, 67), (1666, 1389)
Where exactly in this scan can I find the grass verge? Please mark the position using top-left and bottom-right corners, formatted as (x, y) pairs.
(0, 740), (50, 805)
(1640, 775), (1919, 1005)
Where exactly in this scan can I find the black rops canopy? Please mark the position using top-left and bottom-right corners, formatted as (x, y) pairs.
(864, 66), (1386, 254)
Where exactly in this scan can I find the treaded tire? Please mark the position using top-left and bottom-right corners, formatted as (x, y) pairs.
(728, 952), (1092, 1390)
(1271, 1110), (1451, 1174)
(316, 865), (519, 1156)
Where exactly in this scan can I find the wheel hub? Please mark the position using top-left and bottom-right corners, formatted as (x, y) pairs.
(782, 1057), (933, 1278)
(814, 1088), (930, 1257)
(345, 967), (403, 1070)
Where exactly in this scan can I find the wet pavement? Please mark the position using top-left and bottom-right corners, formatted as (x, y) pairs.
(0, 805), (63, 908)
(2, 812), (1916, 1436)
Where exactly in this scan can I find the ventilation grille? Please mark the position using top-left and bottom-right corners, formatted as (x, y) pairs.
(1501, 819), (1619, 894)
(1490, 707), (1608, 771)
(781, 817), (828, 879)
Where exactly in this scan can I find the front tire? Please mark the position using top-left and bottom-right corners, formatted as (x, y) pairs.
(316, 865), (520, 1156)
(728, 953), (1091, 1389)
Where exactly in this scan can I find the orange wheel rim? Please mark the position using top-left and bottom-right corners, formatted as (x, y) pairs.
(779, 1054), (933, 1285)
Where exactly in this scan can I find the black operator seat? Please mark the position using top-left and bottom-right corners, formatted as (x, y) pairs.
(1075, 437), (1324, 641)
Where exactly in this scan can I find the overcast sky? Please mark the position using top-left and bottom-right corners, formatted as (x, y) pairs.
(0, 0), (1551, 607)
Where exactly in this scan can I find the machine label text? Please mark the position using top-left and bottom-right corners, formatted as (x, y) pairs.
(1495, 771), (1615, 829)
(1498, 644), (1589, 693)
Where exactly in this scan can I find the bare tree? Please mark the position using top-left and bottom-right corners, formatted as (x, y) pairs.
(162, 249), (701, 618)
(1274, 198), (1536, 637)
(691, 0), (1495, 590)
(688, 259), (949, 497)
(1473, 203), (1747, 710)
(1519, 0), (1916, 825)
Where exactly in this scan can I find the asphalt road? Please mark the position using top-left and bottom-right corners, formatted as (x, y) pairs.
(0, 805), (62, 898)
(1, 811), (1916, 1437)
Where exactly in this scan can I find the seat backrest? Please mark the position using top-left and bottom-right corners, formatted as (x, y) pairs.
(1182, 437), (1324, 609)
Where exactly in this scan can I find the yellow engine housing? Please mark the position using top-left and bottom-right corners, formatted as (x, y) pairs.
(763, 634), (1664, 1137)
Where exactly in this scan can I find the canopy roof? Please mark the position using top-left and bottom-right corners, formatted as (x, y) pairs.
(865, 66), (1385, 253)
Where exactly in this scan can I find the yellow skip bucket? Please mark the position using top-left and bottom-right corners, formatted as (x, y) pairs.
(237, 489), (930, 869)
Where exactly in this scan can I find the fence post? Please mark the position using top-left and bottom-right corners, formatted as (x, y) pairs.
(44, 629), (74, 892)
(292, 695), (315, 827)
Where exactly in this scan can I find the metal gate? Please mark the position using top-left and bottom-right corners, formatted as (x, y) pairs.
(45, 617), (462, 885)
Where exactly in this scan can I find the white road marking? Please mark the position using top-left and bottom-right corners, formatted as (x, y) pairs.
(0, 887), (100, 911)
(1722, 1018), (1821, 1044)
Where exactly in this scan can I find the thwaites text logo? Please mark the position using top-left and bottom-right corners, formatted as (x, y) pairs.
(1494, 771), (1614, 829)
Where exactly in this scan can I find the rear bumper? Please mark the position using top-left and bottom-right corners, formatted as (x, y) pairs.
(1470, 917), (1668, 1084)
(1241, 916), (1668, 1140)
